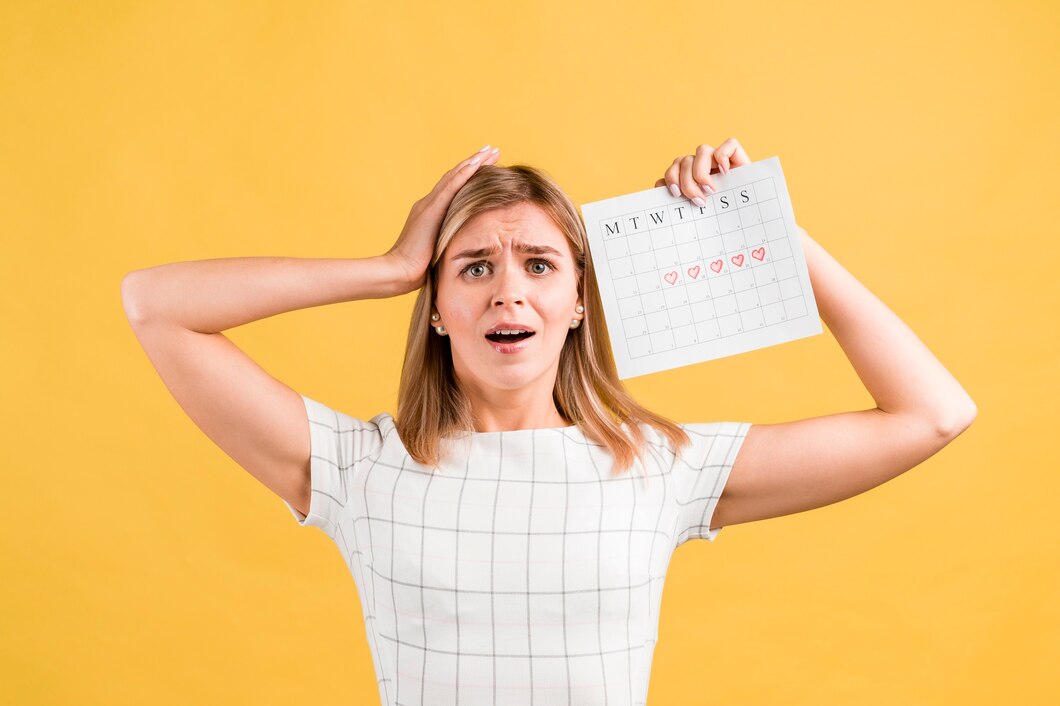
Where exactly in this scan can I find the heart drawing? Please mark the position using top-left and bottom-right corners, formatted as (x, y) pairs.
(664, 271), (678, 285)
(710, 259), (723, 273)
(752, 247), (766, 261)
(731, 254), (745, 267)
(687, 265), (701, 279)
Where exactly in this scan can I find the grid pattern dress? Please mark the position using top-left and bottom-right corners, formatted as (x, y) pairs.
(285, 394), (751, 706)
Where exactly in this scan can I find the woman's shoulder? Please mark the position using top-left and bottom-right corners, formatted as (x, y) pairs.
(631, 417), (748, 454)
(367, 411), (397, 437)
(302, 395), (396, 442)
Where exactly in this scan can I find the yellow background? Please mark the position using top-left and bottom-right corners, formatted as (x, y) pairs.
(2, 1), (1056, 703)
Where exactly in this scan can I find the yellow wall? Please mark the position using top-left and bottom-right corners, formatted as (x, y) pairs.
(2, 1), (1056, 703)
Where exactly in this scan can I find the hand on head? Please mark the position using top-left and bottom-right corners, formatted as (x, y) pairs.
(385, 145), (502, 292)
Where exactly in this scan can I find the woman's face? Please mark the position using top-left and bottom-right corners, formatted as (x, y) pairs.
(434, 202), (584, 395)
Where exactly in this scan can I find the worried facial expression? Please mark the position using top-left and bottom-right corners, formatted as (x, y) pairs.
(433, 202), (584, 393)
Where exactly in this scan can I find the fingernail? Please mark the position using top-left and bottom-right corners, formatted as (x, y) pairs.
(479, 145), (490, 152)
(470, 156), (481, 165)
(668, 184), (680, 198)
(692, 196), (706, 207)
(702, 183), (715, 194)
(490, 147), (499, 154)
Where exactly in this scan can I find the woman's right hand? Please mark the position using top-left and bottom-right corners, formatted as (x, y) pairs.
(385, 144), (502, 293)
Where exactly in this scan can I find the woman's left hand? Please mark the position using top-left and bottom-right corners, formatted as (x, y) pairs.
(654, 138), (753, 206)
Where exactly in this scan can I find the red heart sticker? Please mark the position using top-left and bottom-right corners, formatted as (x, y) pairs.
(687, 265), (701, 279)
(752, 247), (765, 261)
(664, 271), (678, 285)
(731, 254), (744, 267)
(710, 259), (723, 273)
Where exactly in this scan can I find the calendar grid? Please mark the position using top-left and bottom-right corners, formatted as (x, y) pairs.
(600, 176), (810, 361)
(582, 156), (822, 379)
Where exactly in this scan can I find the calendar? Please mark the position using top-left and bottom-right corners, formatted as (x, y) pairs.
(580, 156), (822, 380)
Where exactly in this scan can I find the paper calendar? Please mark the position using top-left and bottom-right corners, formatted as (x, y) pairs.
(580, 156), (822, 380)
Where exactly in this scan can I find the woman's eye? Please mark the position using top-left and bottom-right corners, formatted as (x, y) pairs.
(462, 259), (554, 278)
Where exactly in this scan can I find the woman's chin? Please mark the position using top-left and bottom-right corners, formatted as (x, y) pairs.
(476, 362), (553, 392)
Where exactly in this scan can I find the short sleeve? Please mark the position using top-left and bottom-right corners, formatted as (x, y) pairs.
(671, 421), (752, 545)
(283, 394), (383, 539)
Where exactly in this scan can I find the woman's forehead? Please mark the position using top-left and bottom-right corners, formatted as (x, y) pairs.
(448, 204), (571, 256)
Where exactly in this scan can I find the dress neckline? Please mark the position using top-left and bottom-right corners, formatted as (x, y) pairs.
(460, 424), (580, 438)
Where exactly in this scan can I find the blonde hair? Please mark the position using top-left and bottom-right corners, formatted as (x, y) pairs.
(395, 163), (690, 478)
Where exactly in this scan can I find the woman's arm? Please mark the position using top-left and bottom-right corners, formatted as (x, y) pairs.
(800, 226), (976, 432)
(122, 254), (413, 332)
(120, 144), (502, 517)
(660, 138), (976, 534)
(708, 226), (977, 532)
(119, 254), (415, 518)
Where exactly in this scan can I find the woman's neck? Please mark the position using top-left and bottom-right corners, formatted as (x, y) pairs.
(463, 387), (569, 432)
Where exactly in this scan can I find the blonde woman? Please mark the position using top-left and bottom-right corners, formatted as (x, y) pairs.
(122, 138), (976, 706)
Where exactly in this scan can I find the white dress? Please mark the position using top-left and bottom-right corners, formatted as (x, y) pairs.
(285, 393), (751, 706)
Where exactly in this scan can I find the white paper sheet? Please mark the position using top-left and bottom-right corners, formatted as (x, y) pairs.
(580, 156), (822, 379)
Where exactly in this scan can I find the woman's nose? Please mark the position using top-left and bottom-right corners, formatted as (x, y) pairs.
(492, 263), (525, 306)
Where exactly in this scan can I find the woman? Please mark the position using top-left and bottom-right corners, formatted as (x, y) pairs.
(121, 138), (976, 705)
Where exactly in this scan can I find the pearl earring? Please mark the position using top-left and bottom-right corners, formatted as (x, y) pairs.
(570, 304), (584, 328)
(431, 313), (440, 321)
(435, 325), (447, 336)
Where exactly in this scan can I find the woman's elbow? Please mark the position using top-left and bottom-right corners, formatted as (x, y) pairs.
(937, 399), (977, 438)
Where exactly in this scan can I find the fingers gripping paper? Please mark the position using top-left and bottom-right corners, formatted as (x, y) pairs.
(581, 156), (822, 379)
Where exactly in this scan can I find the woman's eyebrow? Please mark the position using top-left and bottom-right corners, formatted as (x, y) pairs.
(450, 243), (563, 261)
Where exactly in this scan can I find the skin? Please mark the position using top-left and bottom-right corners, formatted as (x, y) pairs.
(431, 202), (584, 432)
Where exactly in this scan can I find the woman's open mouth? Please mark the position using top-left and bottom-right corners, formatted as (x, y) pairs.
(484, 330), (536, 354)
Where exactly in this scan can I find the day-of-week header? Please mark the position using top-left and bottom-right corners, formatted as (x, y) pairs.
(599, 187), (756, 238)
